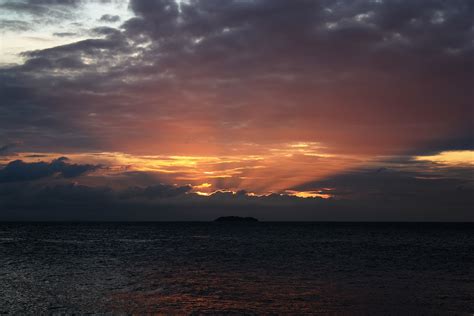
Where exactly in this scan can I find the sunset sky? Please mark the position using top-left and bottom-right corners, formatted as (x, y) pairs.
(0, 0), (472, 221)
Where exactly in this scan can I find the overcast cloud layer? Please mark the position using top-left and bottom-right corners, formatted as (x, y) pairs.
(0, 0), (472, 220)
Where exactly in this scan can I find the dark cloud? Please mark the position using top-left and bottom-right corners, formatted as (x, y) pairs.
(0, 0), (81, 19)
(0, 143), (18, 156)
(407, 133), (474, 156)
(0, 173), (471, 221)
(0, 157), (100, 183)
(0, 19), (31, 31)
(0, 1), (50, 15)
(53, 32), (77, 37)
(0, 155), (471, 221)
(19, 56), (86, 71)
(1, 0), (471, 155)
(119, 183), (192, 199)
(99, 14), (120, 23)
(22, 36), (127, 59)
(293, 167), (474, 210)
(91, 26), (120, 36)
(1, 0), (81, 11)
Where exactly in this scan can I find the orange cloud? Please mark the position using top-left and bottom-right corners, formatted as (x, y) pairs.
(415, 150), (473, 166)
(3, 142), (367, 194)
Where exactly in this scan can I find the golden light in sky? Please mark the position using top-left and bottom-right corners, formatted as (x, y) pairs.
(3, 142), (366, 195)
(415, 150), (474, 165)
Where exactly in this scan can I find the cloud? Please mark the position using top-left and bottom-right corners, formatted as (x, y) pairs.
(1, 0), (471, 156)
(0, 20), (31, 32)
(0, 0), (81, 20)
(0, 143), (18, 156)
(0, 0), (81, 12)
(91, 26), (120, 36)
(293, 166), (474, 211)
(0, 155), (471, 221)
(22, 36), (127, 59)
(0, 1), (50, 16)
(99, 14), (120, 23)
(0, 174), (471, 221)
(53, 32), (77, 37)
(407, 134), (474, 156)
(119, 183), (192, 199)
(0, 157), (100, 183)
(0, 0), (472, 221)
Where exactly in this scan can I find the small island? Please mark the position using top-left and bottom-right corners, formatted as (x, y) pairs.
(214, 216), (259, 223)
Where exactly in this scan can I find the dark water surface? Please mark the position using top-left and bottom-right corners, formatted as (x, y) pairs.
(0, 222), (473, 315)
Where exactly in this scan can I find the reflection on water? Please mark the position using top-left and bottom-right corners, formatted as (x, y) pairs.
(0, 222), (473, 314)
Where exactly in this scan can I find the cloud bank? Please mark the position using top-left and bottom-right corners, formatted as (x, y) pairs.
(0, 155), (471, 221)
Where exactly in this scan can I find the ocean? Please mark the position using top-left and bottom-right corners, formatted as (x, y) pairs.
(0, 222), (472, 314)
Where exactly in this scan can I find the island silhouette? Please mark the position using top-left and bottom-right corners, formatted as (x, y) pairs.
(214, 216), (259, 223)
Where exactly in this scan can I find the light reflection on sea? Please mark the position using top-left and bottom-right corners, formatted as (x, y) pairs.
(0, 222), (472, 314)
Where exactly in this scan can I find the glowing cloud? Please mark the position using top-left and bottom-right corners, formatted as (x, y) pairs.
(415, 151), (474, 165)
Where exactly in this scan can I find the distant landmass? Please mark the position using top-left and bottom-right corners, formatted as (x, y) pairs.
(214, 216), (259, 223)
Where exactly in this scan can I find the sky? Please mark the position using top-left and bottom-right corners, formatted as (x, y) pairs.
(0, 0), (472, 221)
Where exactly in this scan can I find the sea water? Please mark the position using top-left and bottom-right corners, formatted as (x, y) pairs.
(0, 222), (472, 314)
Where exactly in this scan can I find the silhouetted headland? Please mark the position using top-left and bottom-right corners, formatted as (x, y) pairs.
(214, 216), (259, 223)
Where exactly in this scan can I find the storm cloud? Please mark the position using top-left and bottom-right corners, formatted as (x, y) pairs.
(0, 157), (99, 183)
